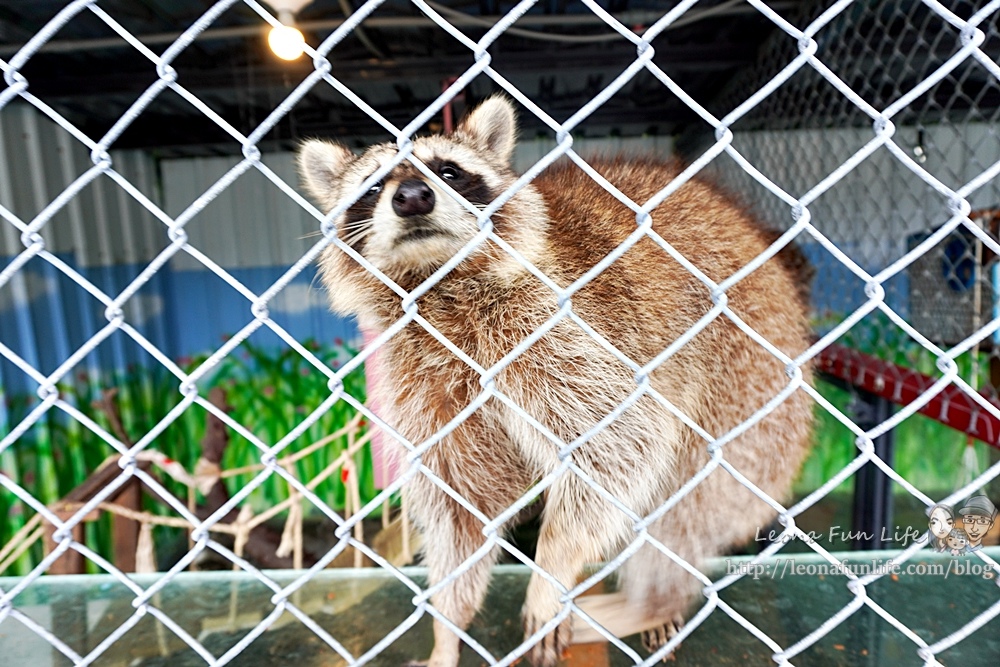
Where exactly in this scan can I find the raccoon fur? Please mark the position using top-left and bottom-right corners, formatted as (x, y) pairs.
(298, 96), (814, 667)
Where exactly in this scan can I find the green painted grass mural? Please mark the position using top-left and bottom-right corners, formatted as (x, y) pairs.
(2, 312), (996, 575)
(795, 310), (995, 497)
(0, 339), (369, 575)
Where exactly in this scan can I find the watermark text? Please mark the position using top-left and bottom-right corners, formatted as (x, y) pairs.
(726, 558), (997, 580)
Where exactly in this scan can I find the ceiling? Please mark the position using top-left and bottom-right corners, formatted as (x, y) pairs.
(1, 0), (996, 157)
(0, 0), (807, 156)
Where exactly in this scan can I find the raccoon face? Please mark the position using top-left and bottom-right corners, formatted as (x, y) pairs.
(298, 96), (522, 283)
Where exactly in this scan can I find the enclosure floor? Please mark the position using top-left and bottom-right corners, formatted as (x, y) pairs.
(2, 550), (999, 667)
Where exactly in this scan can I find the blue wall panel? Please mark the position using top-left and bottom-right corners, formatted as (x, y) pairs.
(0, 252), (358, 398)
(1, 243), (885, 399)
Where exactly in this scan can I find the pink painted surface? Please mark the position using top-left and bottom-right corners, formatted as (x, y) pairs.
(362, 326), (400, 488)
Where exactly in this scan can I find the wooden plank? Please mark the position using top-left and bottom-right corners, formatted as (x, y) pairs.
(571, 593), (668, 645)
(43, 510), (86, 575)
(564, 579), (610, 666)
(61, 459), (121, 504)
(112, 478), (141, 573)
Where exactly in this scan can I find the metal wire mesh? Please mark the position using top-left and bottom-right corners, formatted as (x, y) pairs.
(711, 0), (1000, 380)
(1, 0), (1000, 666)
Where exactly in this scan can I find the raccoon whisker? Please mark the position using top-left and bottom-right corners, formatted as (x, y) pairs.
(465, 207), (504, 233)
(342, 225), (374, 240)
(338, 222), (376, 243)
(342, 228), (372, 245)
(299, 218), (375, 241)
(339, 218), (375, 231)
(469, 204), (505, 222)
(341, 228), (375, 248)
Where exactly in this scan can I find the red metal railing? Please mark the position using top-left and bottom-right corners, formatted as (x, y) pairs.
(817, 343), (1000, 448)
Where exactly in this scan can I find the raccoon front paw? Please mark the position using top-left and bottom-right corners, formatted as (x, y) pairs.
(641, 613), (685, 661)
(524, 612), (572, 667)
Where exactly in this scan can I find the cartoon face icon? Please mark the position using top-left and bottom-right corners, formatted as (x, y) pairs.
(946, 529), (968, 552)
(959, 495), (998, 549)
(928, 505), (954, 540)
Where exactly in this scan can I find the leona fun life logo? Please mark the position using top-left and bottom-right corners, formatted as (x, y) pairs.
(928, 495), (997, 555)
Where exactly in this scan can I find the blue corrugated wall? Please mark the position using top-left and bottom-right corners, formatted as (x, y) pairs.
(0, 103), (358, 405)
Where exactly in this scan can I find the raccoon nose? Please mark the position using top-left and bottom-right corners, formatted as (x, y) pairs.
(392, 179), (435, 217)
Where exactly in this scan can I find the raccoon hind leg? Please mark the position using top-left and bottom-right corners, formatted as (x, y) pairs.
(617, 536), (702, 655)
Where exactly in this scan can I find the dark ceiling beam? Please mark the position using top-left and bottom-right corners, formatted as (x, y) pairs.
(0, 6), (795, 56)
(17, 42), (755, 101)
(67, 94), (696, 152)
(0, 5), (36, 42)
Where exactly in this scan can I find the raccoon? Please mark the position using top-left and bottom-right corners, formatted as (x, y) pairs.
(298, 97), (813, 667)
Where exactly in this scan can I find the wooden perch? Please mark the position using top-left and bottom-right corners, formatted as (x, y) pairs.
(45, 457), (150, 574)
(201, 387), (231, 464)
(818, 343), (1000, 448)
(40, 388), (158, 574)
(193, 387), (305, 569)
(38, 383), (403, 575)
(570, 593), (671, 644)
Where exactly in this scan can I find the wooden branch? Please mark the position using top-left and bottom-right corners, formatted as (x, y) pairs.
(91, 387), (133, 448)
(201, 386), (232, 464)
(193, 386), (305, 569)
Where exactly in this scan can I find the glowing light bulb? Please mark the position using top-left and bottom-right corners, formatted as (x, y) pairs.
(268, 23), (305, 60)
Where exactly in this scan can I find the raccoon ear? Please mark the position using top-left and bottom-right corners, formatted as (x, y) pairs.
(298, 139), (353, 204)
(457, 96), (517, 165)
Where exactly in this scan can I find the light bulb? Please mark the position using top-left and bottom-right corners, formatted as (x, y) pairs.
(268, 23), (305, 60)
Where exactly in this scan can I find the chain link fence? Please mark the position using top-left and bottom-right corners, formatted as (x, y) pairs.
(706, 0), (1000, 499)
(2, 0), (1000, 665)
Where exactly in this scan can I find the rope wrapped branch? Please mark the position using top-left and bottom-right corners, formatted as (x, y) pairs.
(0, 386), (402, 576)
